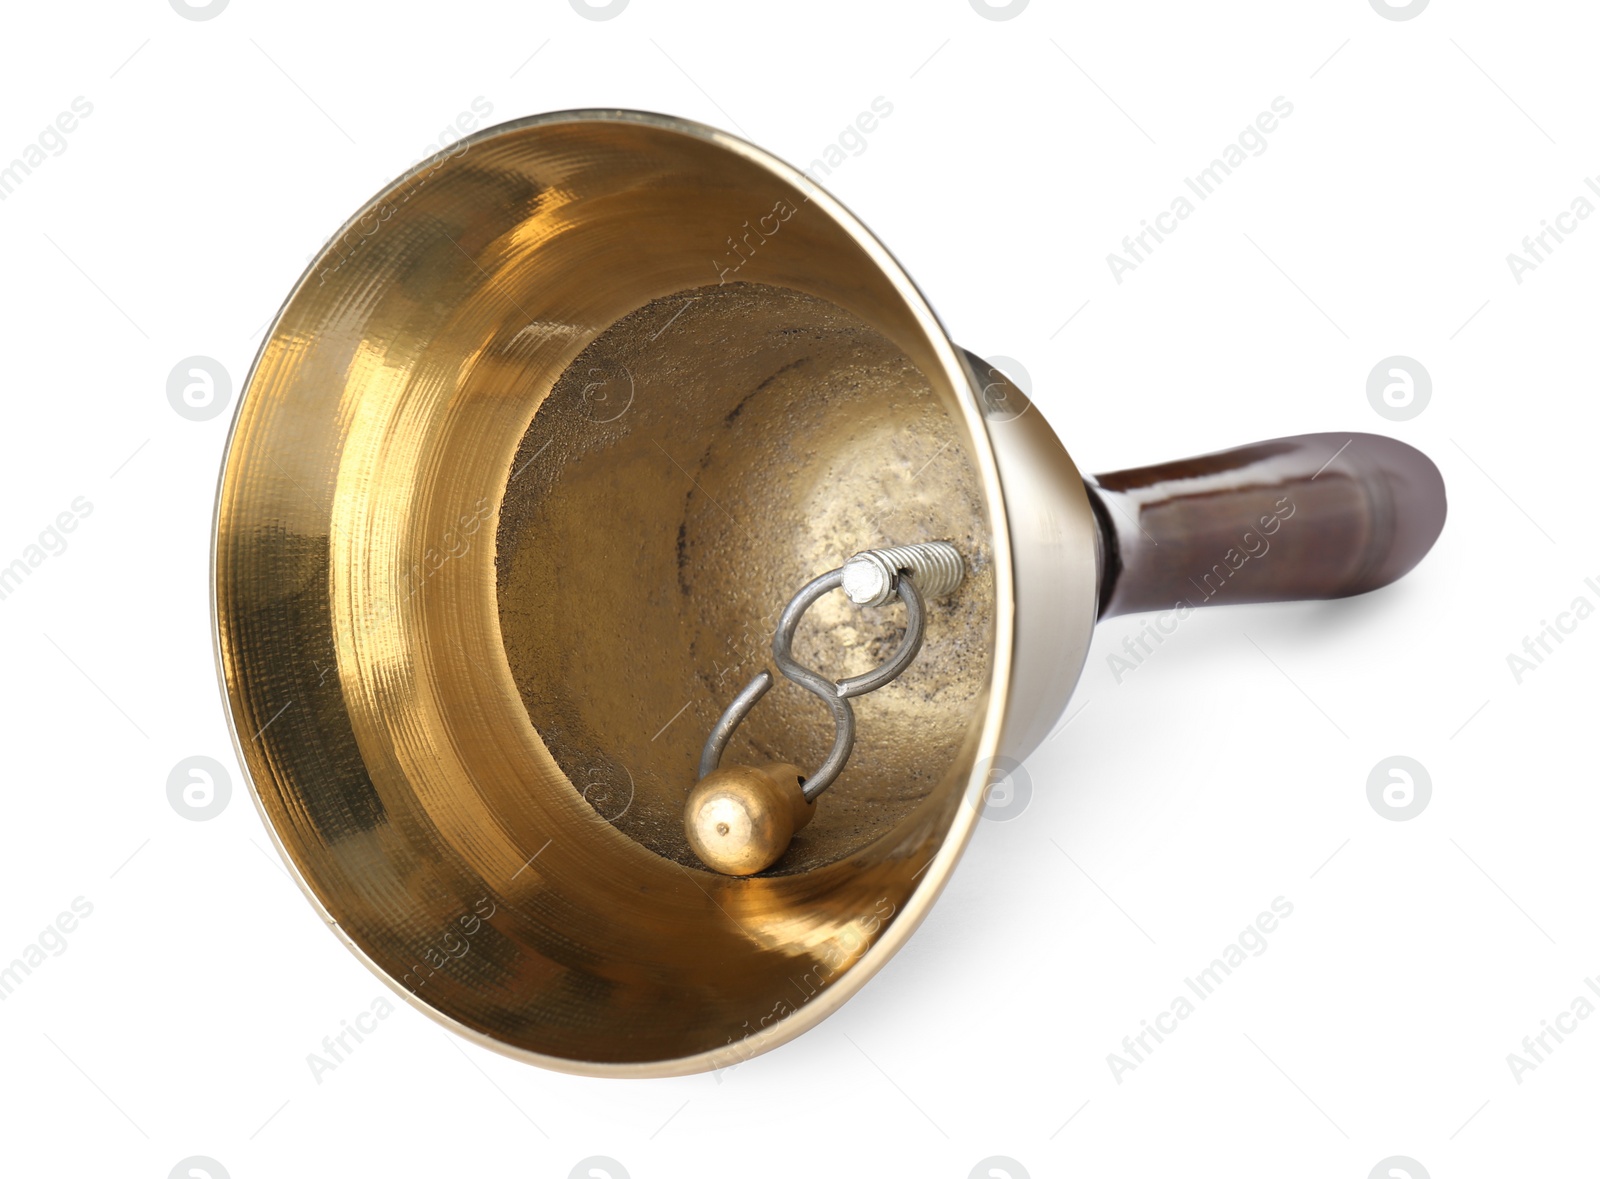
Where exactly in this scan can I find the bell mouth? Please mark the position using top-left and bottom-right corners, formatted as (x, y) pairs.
(212, 110), (1015, 1075)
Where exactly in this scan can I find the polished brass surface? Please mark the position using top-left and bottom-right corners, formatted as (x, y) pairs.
(684, 762), (813, 876)
(214, 111), (1105, 1078)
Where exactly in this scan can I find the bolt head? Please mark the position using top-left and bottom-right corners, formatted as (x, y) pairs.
(841, 556), (893, 606)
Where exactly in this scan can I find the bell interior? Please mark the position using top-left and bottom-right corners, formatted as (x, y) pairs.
(215, 113), (1003, 1073)
(499, 281), (993, 872)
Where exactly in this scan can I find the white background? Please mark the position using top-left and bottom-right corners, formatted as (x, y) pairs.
(1, 1), (1595, 1176)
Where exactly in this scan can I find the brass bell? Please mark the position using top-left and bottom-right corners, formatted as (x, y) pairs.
(214, 110), (1445, 1076)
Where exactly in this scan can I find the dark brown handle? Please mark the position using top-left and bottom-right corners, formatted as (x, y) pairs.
(1087, 432), (1446, 619)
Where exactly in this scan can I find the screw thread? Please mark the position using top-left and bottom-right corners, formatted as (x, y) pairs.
(841, 541), (965, 607)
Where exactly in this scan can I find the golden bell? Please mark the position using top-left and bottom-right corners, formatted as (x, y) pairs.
(214, 111), (1445, 1076)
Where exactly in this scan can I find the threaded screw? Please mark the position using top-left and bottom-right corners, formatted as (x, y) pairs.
(840, 541), (965, 607)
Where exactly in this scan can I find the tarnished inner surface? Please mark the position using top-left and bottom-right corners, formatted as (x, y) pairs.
(497, 284), (992, 872)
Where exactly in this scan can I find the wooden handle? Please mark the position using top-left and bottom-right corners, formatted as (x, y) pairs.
(1087, 432), (1446, 619)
